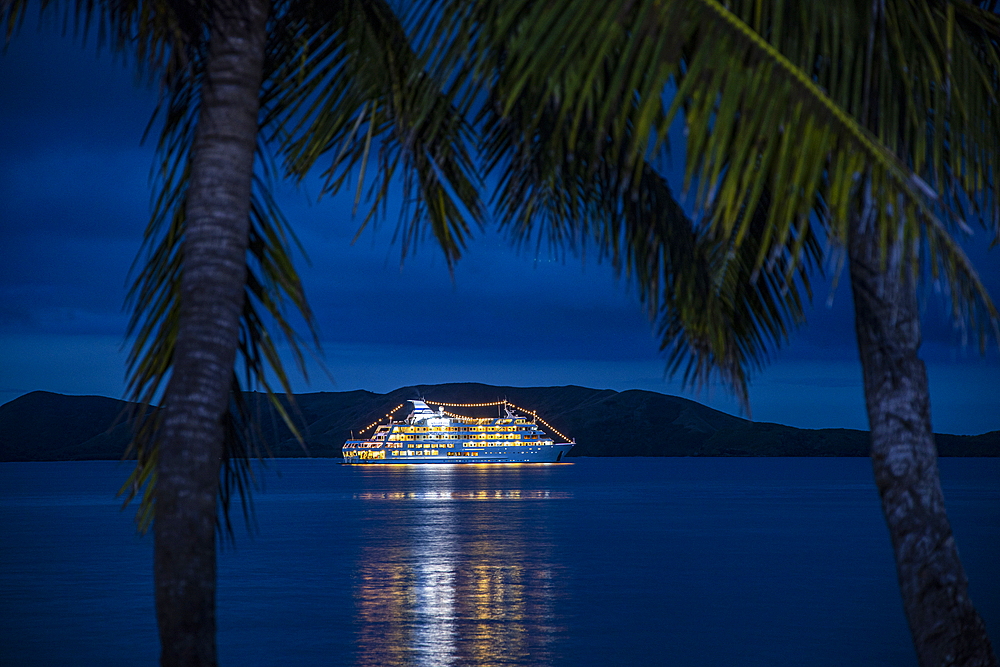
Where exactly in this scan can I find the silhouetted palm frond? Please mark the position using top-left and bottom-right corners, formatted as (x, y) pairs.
(424, 0), (999, 403)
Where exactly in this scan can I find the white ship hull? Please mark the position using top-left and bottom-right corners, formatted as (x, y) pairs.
(343, 399), (574, 465)
(343, 442), (574, 464)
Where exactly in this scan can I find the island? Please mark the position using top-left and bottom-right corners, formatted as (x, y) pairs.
(1, 384), (996, 461)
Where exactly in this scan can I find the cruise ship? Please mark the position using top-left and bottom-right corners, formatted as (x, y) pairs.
(342, 399), (574, 464)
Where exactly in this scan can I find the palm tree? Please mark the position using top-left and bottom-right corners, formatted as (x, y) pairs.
(134, 4), (482, 664)
(423, 0), (999, 664)
(6, 1), (481, 664)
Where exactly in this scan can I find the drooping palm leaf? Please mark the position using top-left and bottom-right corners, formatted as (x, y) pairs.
(3, 0), (209, 87)
(485, 95), (819, 408)
(120, 34), (319, 533)
(7, 0), (486, 531)
(116, 0), (486, 531)
(425, 0), (999, 403)
(271, 0), (485, 267)
(410, 1), (819, 409)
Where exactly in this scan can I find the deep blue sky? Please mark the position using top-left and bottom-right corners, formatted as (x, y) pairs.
(2, 21), (998, 434)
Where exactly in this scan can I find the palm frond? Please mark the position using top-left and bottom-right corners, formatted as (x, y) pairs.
(120, 41), (317, 536)
(430, 0), (999, 392)
(472, 53), (818, 409)
(3, 0), (209, 89)
(418, 0), (824, 408)
(269, 0), (485, 268)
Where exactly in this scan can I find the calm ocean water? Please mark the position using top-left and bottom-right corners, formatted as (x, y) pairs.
(1, 458), (997, 666)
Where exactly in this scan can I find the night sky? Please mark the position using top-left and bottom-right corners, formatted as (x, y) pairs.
(2, 21), (998, 434)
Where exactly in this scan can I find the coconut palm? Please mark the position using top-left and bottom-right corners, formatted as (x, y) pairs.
(423, 0), (999, 664)
(129, 6), (482, 665)
(5, 1), (482, 664)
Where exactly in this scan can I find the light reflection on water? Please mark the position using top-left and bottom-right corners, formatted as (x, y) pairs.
(2, 459), (997, 667)
(351, 464), (570, 667)
(352, 490), (572, 501)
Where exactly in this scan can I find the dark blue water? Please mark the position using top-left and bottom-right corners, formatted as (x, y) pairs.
(1, 458), (997, 666)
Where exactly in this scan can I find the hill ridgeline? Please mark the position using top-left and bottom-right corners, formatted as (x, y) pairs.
(1, 384), (996, 462)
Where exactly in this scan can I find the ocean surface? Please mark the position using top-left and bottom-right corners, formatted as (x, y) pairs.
(1, 458), (997, 667)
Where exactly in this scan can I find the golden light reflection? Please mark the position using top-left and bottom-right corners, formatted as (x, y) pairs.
(352, 472), (566, 666)
(351, 490), (572, 501)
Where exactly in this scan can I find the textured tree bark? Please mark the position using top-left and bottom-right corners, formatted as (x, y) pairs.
(153, 1), (269, 665)
(848, 203), (997, 667)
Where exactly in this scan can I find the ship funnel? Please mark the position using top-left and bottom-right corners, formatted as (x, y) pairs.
(407, 399), (436, 423)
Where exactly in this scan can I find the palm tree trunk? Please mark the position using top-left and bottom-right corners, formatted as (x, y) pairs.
(848, 200), (997, 667)
(153, 1), (269, 665)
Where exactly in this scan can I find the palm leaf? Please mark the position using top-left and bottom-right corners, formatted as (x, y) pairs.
(120, 0), (489, 532)
(428, 0), (999, 401)
(270, 0), (485, 267)
(120, 37), (318, 536)
(471, 48), (818, 408)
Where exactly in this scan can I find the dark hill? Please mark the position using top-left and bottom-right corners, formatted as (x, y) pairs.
(1, 384), (996, 461)
(0, 391), (134, 461)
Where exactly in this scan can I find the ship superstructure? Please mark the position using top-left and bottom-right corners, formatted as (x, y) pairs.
(342, 399), (574, 464)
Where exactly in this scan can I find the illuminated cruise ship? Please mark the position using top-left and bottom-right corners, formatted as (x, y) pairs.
(343, 399), (574, 464)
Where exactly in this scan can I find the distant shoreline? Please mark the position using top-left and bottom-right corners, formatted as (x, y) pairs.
(2, 385), (997, 462)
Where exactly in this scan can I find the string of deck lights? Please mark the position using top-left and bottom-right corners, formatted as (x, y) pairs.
(356, 403), (407, 437)
(440, 409), (490, 422)
(432, 400), (507, 408)
(523, 411), (572, 443)
(434, 400), (573, 443)
(353, 399), (572, 443)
